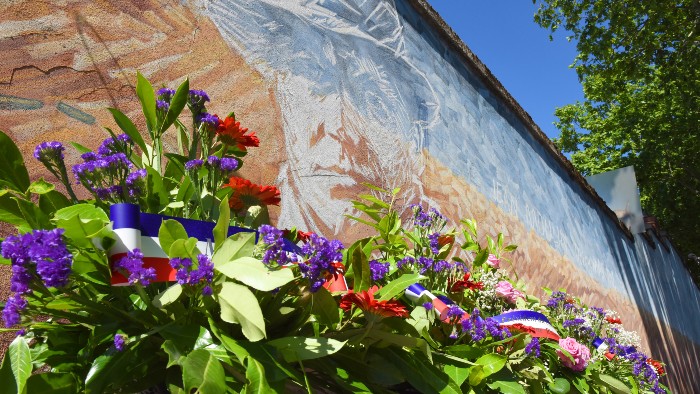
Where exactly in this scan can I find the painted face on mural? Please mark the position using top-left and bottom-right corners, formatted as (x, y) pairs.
(202, 0), (440, 236)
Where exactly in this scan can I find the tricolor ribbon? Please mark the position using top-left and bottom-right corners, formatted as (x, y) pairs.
(108, 203), (256, 285)
(592, 337), (615, 360)
(108, 203), (348, 292)
(490, 310), (560, 341)
(404, 283), (467, 322)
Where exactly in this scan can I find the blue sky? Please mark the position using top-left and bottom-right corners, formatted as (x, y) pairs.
(427, 1), (584, 140)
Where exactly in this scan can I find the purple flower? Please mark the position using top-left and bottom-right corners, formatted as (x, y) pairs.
(546, 291), (568, 309)
(81, 152), (99, 162)
(114, 249), (156, 286)
(446, 304), (464, 319)
(157, 87), (176, 99)
(396, 256), (415, 269)
(207, 155), (221, 167)
(298, 233), (344, 292)
(259, 225), (292, 266)
(34, 141), (64, 162)
(197, 113), (219, 130)
(369, 260), (390, 281)
(168, 255), (214, 296)
(97, 134), (131, 156)
(428, 232), (440, 254)
(125, 169), (147, 198)
(114, 334), (126, 351)
(3, 229), (72, 290)
(219, 157), (238, 172)
(156, 99), (170, 112)
(525, 338), (541, 357)
(2, 294), (27, 327)
(422, 301), (434, 310)
(563, 318), (586, 328)
(185, 159), (204, 171)
(202, 285), (213, 296)
(188, 89), (210, 112)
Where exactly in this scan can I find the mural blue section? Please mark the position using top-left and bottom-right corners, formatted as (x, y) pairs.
(196, 0), (700, 343)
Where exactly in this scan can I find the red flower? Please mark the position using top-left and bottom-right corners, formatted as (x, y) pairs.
(340, 289), (408, 318)
(605, 316), (622, 324)
(216, 116), (260, 150)
(224, 177), (281, 211)
(647, 358), (665, 376)
(438, 234), (454, 247)
(282, 229), (313, 243)
(450, 272), (484, 292)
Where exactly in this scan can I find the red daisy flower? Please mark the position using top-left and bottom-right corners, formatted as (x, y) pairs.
(339, 289), (408, 318)
(224, 176), (281, 211)
(605, 316), (622, 324)
(216, 115), (260, 150)
(647, 358), (665, 376)
(450, 272), (484, 292)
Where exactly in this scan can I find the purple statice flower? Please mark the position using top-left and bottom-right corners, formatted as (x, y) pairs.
(563, 318), (586, 328)
(219, 157), (238, 173)
(417, 256), (433, 274)
(428, 232), (440, 254)
(97, 134), (131, 156)
(422, 301), (434, 310)
(34, 141), (65, 162)
(157, 87), (176, 100)
(2, 294), (28, 327)
(185, 159), (204, 171)
(449, 331), (459, 339)
(125, 169), (147, 199)
(114, 249), (156, 286)
(81, 152), (99, 162)
(461, 309), (487, 342)
(299, 233), (344, 292)
(169, 255), (214, 296)
(188, 89), (210, 113)
(446, 304), (464, 319)
(196, 113), (219, 130)
(410, 204), (432, 228)
(156, 99), (170, 112)
(525, 338), (541, 357)
(4, 229), (73, 289)
(114, 334), (125, 352)
(546, 291), (568, 309)
(396, 256), (415, 269)
(590, 306), (605, 315)
(485, 318), (511, 340)
(368, 260), (390, 281)
(206, 155), (221, 168)
(72, 152), (132, 201)
(259, 225), (292, 266)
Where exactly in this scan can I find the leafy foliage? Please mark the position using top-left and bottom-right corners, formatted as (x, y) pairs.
(533, 0), (700, 258)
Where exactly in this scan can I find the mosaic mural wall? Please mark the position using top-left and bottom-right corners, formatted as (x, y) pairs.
(1, 0), (698, 390)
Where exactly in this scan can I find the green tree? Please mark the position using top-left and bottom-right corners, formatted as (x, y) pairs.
(532, 0), (700, 259)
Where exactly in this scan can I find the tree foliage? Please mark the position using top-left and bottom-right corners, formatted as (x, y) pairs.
(533, 0), (700, 258)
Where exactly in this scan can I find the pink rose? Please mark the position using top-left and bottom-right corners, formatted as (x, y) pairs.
(557, 337), (591, 372)
(494, 281), (524, 304)
(486, 254), (500, 268)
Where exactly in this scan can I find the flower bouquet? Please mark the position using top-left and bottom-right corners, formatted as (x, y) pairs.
(0, 73), (669, 393)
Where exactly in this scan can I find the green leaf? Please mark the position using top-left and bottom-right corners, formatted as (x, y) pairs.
(244, 356), (273, 394)
(381, 347), (461, 394)
(349, 238), (371, 291)
(160, 78), (189, 135)
(53, 203), (109, 222)
(443, 364), (470, 387)
(212, 232), (256, 268)
(595, 374), (631, 394)
(145, 166), (168, 212)
(0, 130), (29, 193)
(377, 273), (424, 301)
(218, 282), (266, 341)
(25, 373), (78, 394)
(0, 336), (31, 394)
(468, 365), (485, 387)
(69, 141), (93, 154)
(153, 284), (183, 308)
(182, 349), (226, 394)
(107, 108), (147, 153)
(217, 256), (294, 291)
(168, 237), (200, 260)
(475, 353), (506, 377)
(311, 287), (341, 326)
(136, 72), (158, 134)
(85, 339), (162, 393)
(28, 178), (55, 194)
(548, 377), (571, 394)
(38, 190), (70, 215)
(159, 219), (189, 257)
(487, 379), (527, 394)
(0, 194), (28, 229)
(213, 196), (230, 251)
(266, 337), (346, 363)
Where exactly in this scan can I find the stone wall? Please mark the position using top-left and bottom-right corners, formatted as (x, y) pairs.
(1, 1), (698, 391)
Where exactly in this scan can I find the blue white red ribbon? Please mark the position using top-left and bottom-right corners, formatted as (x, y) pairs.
(592, 337), (615, 360)
(490, 310), (560, 341)
(108, 203), (348, 292)
(404, 283), (454, 321)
